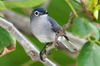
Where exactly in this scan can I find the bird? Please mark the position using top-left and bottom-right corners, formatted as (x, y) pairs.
(30, 8), (78, 61)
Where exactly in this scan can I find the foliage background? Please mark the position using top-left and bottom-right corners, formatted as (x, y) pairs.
(0, 0), (100, 66)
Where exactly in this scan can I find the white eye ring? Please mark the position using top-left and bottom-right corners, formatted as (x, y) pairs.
(34, 11), (39, 16)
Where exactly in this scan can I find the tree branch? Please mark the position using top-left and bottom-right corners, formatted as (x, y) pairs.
(0, 17), (56, 66)
(2, 10), (32, 35)
(2, 10), (87, 58)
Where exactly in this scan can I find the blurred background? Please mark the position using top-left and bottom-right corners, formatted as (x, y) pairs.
(0, 0), (100, 66)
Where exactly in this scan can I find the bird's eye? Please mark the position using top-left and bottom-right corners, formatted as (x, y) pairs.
(34, 11), (39, 16)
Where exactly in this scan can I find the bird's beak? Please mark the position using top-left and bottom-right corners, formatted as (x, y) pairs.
(40, 11), (48, 15)
(45, 11), (48, 14)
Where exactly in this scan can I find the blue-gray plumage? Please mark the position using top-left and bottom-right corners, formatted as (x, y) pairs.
(30, 8), (62, 43)
(30, 8), (77, 61)
(48, 16), (62, 33)
(30, 8), (64, 61)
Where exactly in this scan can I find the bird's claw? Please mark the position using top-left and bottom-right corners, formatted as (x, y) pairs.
(47, 51), (51, 55)
(40, 49), (51, 61)
(40, 51), (45, 61)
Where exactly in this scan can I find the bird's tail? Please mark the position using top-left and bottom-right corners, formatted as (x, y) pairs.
(58, 36), (79, 52)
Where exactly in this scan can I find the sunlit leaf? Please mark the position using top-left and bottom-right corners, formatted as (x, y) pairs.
(82, 0), (98, 13)
(95, 5), (100, 10)
(82, 0), (98, 19)
(0, 1), (7, 10)
(77, 42), (100, 66)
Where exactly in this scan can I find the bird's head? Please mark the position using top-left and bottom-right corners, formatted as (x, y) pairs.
(32, 8), (48, 16)
(30, 8), (48, 21)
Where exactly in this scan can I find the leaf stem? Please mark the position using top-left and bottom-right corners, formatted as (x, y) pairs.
(87, 37), (100, 45)
(65, 0), (78, 17)
(93, 40), (100, 45)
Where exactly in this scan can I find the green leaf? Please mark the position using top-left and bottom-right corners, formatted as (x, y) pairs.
(95, 5), (100, 10)
(94, 5), (100, 19)
(0, 1), (7, 10)
(77, 42), (100, 66)
(0, 0), (46, 10)
(82, 0), (98, 13)
(72, 17), (99, 40)
(0, 27), (16, 55)
(88, 0), (98, 12)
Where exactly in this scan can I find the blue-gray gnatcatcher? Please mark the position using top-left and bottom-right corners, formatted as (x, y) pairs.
(30, 8), (78, 61)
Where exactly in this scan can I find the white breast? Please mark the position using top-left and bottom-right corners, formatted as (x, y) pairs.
(31, 15), (56, 43)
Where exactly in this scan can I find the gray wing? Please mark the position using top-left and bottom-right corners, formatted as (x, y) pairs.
(48, 16), (62, 33)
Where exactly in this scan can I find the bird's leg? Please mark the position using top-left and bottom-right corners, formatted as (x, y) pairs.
(45, 33), (60, 53)
(44, 43), (52, 55)
(53, 33), (61, 46)
(40, 43), (51, 61)
(40, 32), (65, 61)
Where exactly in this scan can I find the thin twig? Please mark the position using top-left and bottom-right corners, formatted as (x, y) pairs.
(44, 11), (81, 58)
(63, 10), (82, 30)
(65, 0), (78, 17)
(0, 17), (56, 66)
(63, 12), (75, 30)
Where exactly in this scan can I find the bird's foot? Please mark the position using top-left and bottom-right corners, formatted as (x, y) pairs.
(39, 49), (51, 61)
(40, 50), (45, 61)
(52, 41), (59, 48)
(39, 41), (58, 61)
(45, 50), (51, 55)
(39, 43), (52, 61)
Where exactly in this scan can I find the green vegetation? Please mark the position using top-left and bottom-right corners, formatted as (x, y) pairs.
(0, 0), (100, 66)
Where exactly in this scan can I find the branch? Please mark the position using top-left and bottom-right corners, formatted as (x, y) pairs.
(0, 17), (56, 66)
(2, 10), (32, 35)
(2, 10), (87, 58)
